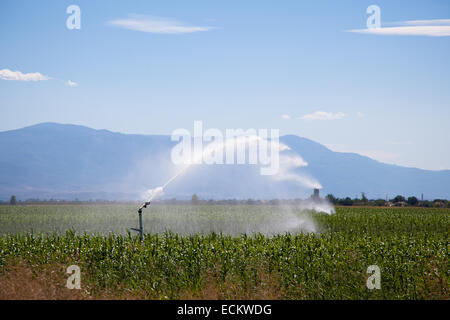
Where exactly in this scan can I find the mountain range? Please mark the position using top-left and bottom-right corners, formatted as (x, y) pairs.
(0, 123), (449, 200)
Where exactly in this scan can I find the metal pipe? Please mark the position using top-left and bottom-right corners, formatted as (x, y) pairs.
(138, 208), (143, 241)
(131, 201), (150, 241)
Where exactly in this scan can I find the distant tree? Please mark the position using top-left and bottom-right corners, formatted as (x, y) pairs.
(339, 197), (353, 206)
(433, 201), (445, 208)
(269, 199), (280, 205)
(325, 194), (337, 205)
(374, 199), (386, 206)
(421, 200), (432, 208)
(361, 192), (368, 205)
(392, 195), (406, 203)
(407, 196), (419, 206)
(9, 195), (17, 205)
(246, 198), (256, 205)
(191, 194), (200, 205)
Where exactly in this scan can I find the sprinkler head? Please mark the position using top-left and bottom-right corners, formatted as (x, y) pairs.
(139, 201), (151, 211)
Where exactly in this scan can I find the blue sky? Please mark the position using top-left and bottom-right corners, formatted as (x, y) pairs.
(1, 0), (449, 170)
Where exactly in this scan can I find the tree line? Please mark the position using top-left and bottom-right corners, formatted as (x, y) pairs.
(2, 193), (449, 208)
(325, 194), (449, 208)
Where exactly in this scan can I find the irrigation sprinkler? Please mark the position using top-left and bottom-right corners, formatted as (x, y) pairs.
(131, 201), (150, 241)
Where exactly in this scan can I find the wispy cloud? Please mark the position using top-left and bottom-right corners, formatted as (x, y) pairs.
(66, 80), (78, 87)
(397, 19), (450, 26)
(356, 112), (364, 118)
(108, 15), (214, 34)
(0, 69), (50, 81)
(348, 19), (450, 37)
(0, 68), (78, 87)
(281, 114), (291, 120)
(301, 111), (345, 121)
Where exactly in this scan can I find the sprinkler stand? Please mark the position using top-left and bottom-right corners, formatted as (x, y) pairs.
(131, 201), (150, 241)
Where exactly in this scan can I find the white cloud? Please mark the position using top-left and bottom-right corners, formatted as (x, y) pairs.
(348, 19), (450, 37)
(349, 26), (450, 37)
(0, 68), (77, 86)
(66, 80), (78, 87)
(281, 114), (291, 120)
(108, 15), (214, 34)
(0, 69), (50, 81)
(356, 112), (364, 118)
(301, 111), (345, 121)
(399, 19), (450, 26)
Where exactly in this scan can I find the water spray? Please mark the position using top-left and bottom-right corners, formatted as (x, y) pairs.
(134, 135), (331, 238)
(131, 186), (164, 240)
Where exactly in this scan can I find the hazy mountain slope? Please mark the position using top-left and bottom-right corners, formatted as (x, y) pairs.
(0, 123), (448, 200)
(280, 135), (449, 199)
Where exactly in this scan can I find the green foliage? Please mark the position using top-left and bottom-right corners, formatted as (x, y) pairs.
(393, 195), (406, 203)
(0, 206), (448, 299)
(361, 192), (368, 204)
(338, 197), (353, 206)
(407, 196), (419, 206)
(325, 194), (337, 205)
(191, 194), (200, 205)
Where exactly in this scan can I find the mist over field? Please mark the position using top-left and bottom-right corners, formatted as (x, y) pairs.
(0, 205), (324, 236)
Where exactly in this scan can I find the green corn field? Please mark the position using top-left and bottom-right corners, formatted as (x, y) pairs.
(0, 205), (448, 299)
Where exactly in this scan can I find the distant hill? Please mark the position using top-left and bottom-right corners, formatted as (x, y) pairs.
(0, 123), (449, 200)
